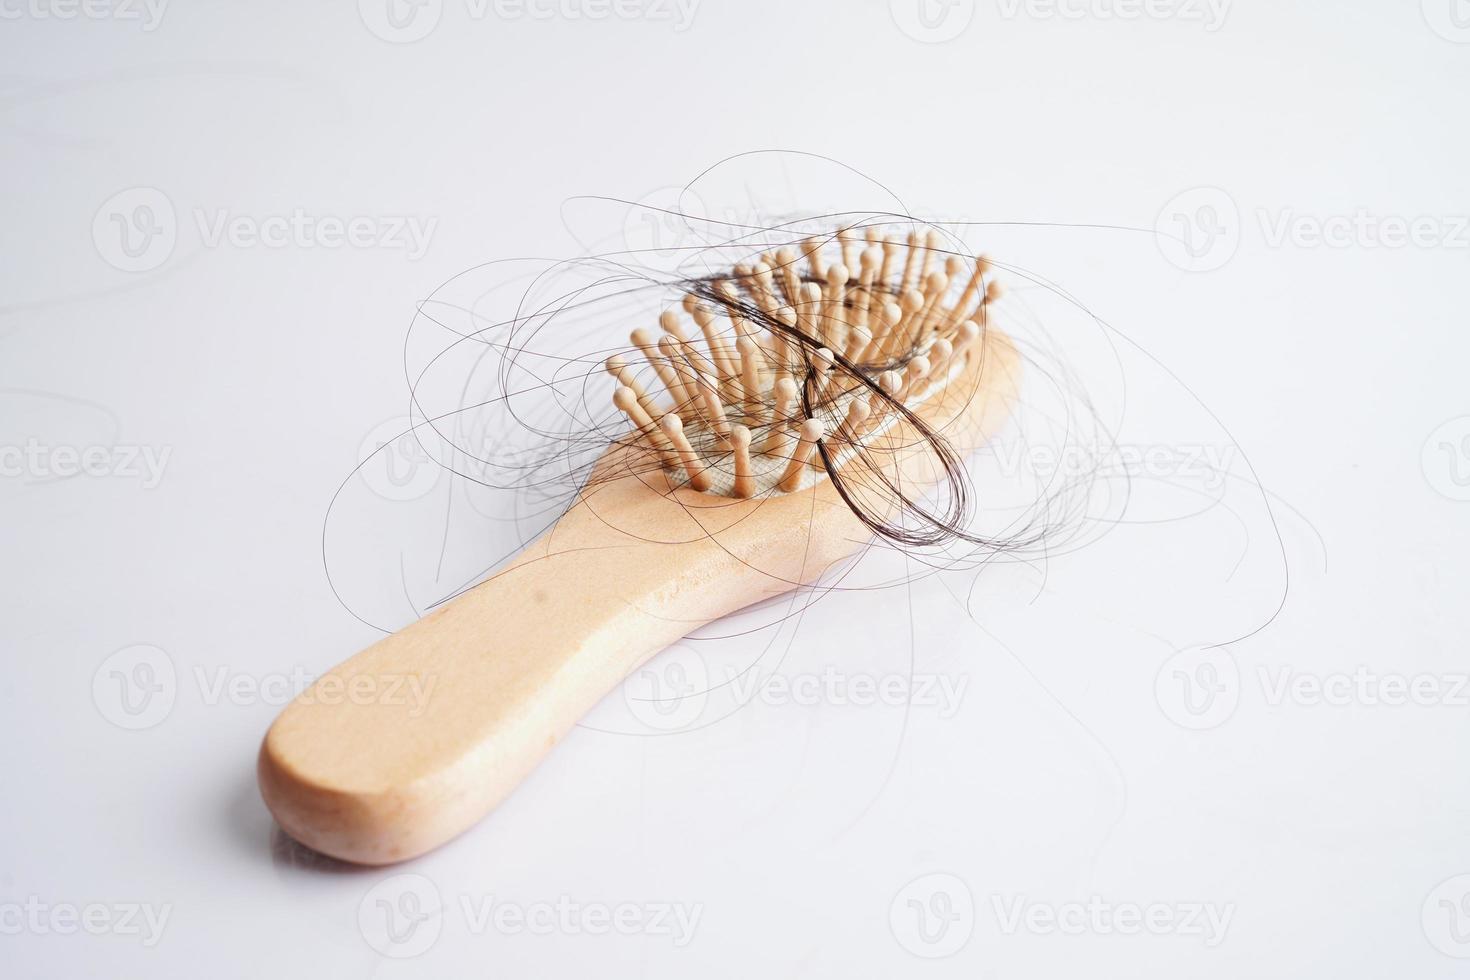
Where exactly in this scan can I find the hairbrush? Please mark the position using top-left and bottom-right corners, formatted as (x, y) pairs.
(258, 228), (1018, 864)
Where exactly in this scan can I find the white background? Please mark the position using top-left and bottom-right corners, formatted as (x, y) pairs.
(3, 1), (1470, 977)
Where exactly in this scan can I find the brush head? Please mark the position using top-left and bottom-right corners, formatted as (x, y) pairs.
(609, 230), (999, 498)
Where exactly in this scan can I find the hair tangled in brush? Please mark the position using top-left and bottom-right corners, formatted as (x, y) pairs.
(585, 224), (1010, 550)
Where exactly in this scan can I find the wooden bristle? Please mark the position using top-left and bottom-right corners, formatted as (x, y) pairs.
(855, 246), (881, 327)
(928, 338), (955, 381)
(822, 264), (849, 352)
(839, 398), (871, 443)
(613, 386), (676, 468)
(660, 413), (711, 492)
(799, 282), (823, 345)
(605, 355), (658, 418)
(918, 229), (941, 281)
(662, 309), (715, 378)
(631, 327), (680, 400)
(737, 336), (765, 421)
(947, 255), (991, 329)
(773, 376), (799, 422)
(656, 335), (698, 415)
(730, 424), (755, 498)
(765, 376), (799, 452)
(885, 290), (925, 361)
(860, 301), (901, 364)
(689, 299), (737, 388)
(896, 355), (931, 403)
(771, 307), (797, 390)
(774, 248), (800, 305)
(838, 227), (859, 272)
(755, 268), (779, 315)
(900, 231), (921, 291)
(952, 320), (981, 359)
(879, 235), (898, 286)
(868, 370), (901, 418)
(915, 272), (949, 337)
(694, 369), (733, 445)
(778, 418), (826, 492)
(845, 324), (872, 366)
(811, 346), (836, 403)
(803, 237), (825, 283)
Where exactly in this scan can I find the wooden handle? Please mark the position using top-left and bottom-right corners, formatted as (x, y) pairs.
(259, 469), (861, 864)
(259, 330), (1020, 864)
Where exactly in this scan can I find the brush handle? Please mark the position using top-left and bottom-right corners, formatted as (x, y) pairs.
(258, 471), (863, 865)
(259, 330), (1018, 864)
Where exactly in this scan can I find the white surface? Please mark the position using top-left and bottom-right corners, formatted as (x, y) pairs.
(3, 2), (1470, 977)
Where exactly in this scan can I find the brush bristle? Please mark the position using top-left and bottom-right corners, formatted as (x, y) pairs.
(612, 231), (998, 496)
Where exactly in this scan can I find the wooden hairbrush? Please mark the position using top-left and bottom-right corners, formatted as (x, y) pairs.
(258, 229), (1018, 864)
